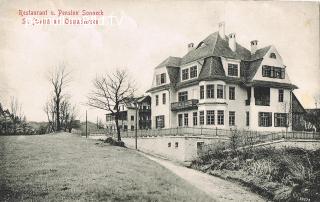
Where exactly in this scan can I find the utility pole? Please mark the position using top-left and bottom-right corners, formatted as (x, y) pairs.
(85, 110), (88, 138)
(135, 102), (138, 150)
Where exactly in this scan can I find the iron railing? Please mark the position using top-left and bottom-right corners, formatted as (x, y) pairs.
(171, 99), (199, 111)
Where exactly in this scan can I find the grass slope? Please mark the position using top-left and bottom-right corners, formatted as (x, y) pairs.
(0, 133), (211, 201)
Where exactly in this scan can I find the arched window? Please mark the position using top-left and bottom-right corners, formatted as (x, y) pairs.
(270, 53), (276, 59)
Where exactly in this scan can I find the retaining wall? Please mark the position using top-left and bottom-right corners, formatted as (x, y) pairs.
(122, 136), (229, 162)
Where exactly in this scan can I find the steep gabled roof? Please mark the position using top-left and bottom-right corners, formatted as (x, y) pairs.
(250, 46), (272, 61)
(198, 56), (225, 80)
(292, 93), (306, 113)
(166, 66), (180, 87)
(149, 31), (294, 93)
(181, 32), (252, 65)
(156, 56), (181, 68)
(240, 59), (263, 81)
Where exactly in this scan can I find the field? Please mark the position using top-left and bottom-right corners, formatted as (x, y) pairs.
(0, 133), (211, 201)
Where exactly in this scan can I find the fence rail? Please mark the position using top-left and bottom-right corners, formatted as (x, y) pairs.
(80, 127), (320, 141)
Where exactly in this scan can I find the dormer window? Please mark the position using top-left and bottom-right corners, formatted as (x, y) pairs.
(227, 63), (238, 77)
(181, 65), (198, 81)
(270, 53), (276, 59)
(156, 73), (166, 86)
(182, 69), (189, 80)
(190, 66), (197, 78)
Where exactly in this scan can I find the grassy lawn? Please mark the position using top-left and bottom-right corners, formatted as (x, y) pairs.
(0, 133), (211, 201)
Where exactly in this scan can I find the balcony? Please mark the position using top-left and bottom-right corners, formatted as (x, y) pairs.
(255, 99), (270, 106)
(171, 99), (199, 111)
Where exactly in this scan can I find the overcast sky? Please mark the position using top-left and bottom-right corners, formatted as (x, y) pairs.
(0, 0), (319, 122)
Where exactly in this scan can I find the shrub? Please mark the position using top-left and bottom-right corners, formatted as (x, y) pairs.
(103, 137), (125, 147)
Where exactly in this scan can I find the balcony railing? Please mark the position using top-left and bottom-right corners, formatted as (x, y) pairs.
(255, 99), (270, 106)
(171, 99), (199, 111)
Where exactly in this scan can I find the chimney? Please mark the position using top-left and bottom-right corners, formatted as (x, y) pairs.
(250, 40), (258, 54)
(228, 33), (236, 52)
(218, 22), (225, 38)
(188, 43), (194, 52)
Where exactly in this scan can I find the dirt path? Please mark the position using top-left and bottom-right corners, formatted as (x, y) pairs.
(142, 153), (265, 202)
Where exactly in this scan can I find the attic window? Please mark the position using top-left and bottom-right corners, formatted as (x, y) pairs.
(270, 53), (276, 59)
(196, 42), (205, 49)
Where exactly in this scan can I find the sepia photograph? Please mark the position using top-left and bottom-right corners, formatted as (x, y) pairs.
(0, 0), (319, 201)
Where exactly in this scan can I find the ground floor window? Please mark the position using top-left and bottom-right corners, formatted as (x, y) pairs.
(178, 114), (183, 127)
(229, 111), (235, 126)
(199, 111), (204, 125)
(217, 110), (224, 125)
(258, 112), (272, 127)
(184, 113), (188, 126)
(156, 115), (165, 128)
(206, 110), (215, 125)
(246, 112), (250, 126)
(274, 113), (287, 127)
(193, 112), (198, 126)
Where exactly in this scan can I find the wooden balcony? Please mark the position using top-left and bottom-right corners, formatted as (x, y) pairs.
(171, 99), (199, 111)
(255, 99), (270, 106)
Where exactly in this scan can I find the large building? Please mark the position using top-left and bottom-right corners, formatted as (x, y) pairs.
(147, 22), (299, 132)
(105, 96), (151, 131)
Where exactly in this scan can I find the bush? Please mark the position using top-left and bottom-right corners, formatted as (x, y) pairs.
(104, 137), (125, 147)
(191, 146), (320, 201)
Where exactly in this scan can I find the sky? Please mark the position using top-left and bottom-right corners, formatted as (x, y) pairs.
(0, 0), (319, 122)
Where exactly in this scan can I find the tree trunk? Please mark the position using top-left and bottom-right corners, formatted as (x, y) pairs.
(56, 98), (60, 131)
(115, 114), (121, 141)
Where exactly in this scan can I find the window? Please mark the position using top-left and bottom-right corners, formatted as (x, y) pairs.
(200, 85), (204, 99)
(206, 85), (214, 98)
(193, 112), (198, 126)
(175, 142), (179, 148)
(131, 125), (134, 131)
(182, 68), (189, 80)
(270, 53), (276, 59)
(168, 142), (171, 147)
(156, 73), (166, 85)
(262, 65), (285, 79)
(160, 73), (166, 84)
(156, 115), (165, 128)
(155, 95), (159, 106)
(162, 93), (166, 104)
(228, 63), (238, 76)
(262, 66), (271, 77)
(229, 87), (235, 100)
(258, 112), (272, 127)
(246, 112), (250, 126)
(199, 111), (204, 125)
(278, 89), (284, 102)
(274, 113), (287, 127)
(217, 85), (224, 99)
(190, 66), (197, 78)
(178, 91), (188, 102)
(229, 111), (235, 126)
(184, 113), (188, 126)
(178, 114), (183, 127)
(217, 110), (224, 125)
(206, 110), (215, 125)
(131, 115), (134, 121)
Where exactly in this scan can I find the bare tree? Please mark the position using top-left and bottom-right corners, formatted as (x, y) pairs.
(43, 97), (56, 133)
(47, 64), (71, 131)
(87, 69), (135, 141)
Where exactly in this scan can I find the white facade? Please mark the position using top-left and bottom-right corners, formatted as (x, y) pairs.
(148, 24), (296, 132)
